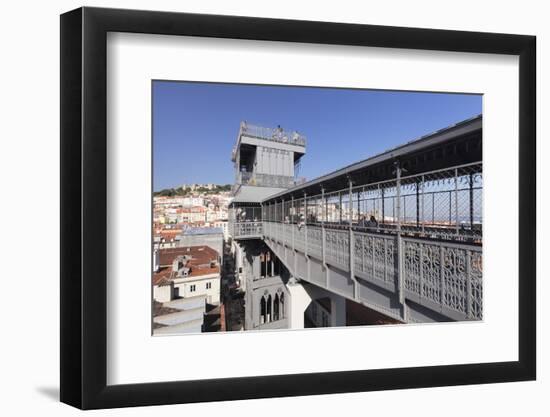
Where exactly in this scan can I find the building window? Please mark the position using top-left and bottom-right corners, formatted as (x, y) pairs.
(273, 293), (280, 321)
(190, 284), (196, 292)
(206, 282), (212, 290)
(260, 297), (266, 325)
(266, 294), (272, 323)
(321, 311), (329, 327)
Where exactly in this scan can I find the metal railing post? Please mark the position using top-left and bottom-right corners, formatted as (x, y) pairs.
(325, 193), (328, 224)
(381, 186), (385, 227)
(454, 168), (459, 235)
(395, 161), (405, 308)
(419, 244), (424, 299)
(432, 193), (435, 225)
(260, 203), (264, 237)
(304, 192), (308, 257)
(349, 177), (358, 299)
(321, 187), (326, 265)
(469, 172), (474, 229)
(375, 185), (380, 232)
(440, 243), (446, 308)
(291, 196), (295, 252)
(421, 175), (425, 234)
(416, 180), (420, 227)
(339, 192), (342, 224)
(396, 162), (402, 232)
(280, 198), (284, 243)
(466, 250), (472, 318)
(449, 190), (452, 226)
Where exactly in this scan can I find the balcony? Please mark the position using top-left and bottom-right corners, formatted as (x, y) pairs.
(229, 221), (263, 239)
(230, 161), (483, 321)
(235, 171), (298, 189)
(240, 122), (306, 147)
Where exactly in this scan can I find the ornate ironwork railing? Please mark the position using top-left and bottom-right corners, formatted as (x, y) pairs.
(229, 222), (263, 238)
(231, 160), (483, 320)
(239, 121), (307, 147)
(354, 231), (396, 286)
(235, 171), (299, 188)
(401, 237), (482, 320)
(261, 221), (482, 320)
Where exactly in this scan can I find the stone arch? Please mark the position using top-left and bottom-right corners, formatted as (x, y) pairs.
(273, 293), (280, 321)
(260, 296), (267, 324)
(266, 294), (272, 323)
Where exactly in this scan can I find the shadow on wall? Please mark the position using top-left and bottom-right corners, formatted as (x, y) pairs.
(35, 386), (59, 401)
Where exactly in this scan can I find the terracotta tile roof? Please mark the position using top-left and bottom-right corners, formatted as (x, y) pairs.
(157, 246), (217, 266)
(153, 246), (220, 286)
(156, 230), (181, 241)
(153, 267), (172, 286)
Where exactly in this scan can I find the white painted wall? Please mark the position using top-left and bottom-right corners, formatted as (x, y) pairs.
(173, 273), (221, 304)
(153, 284), (172, 303)
(286, 281), (312, 329)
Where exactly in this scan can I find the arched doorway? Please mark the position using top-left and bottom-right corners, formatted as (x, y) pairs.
(273, 293), (280, 321)
(260, 296), (266, 324)
(266, 294), (272, 323)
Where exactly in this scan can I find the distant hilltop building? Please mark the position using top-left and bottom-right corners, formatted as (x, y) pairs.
(181, 183), (217, 191)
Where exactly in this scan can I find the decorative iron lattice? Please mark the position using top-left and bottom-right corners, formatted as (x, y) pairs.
(274, 223), (284, 243)
(294, 224), (305, 252)
(307, 226), (323, 258)
(325, 229), (349, 268)
(258, 221), (482, 320)
(284, 223), (293, 243)
(442, 246), (467, 314)
(402, 237), (482, 319)
(469, 252), (483, 319)
(231, 161), (483, 320)
(354, 232), (396, 284)
(421, 243), (442, 304)
(230, 222), (263, 238)
(237, 172), (297, 188)
(404, 241), (422, 295)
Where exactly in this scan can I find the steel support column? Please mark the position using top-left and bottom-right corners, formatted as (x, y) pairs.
(304, 192), (308, 258)
(321, 187), (326, 266)
(395, 161), (405, 308)
(291, 196), (295, 252)
(469, 172), (474, 228)
(454, 168), (459, 235)
(348, 177), (358, 300)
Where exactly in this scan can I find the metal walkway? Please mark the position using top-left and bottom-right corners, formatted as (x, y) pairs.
(229, 115), (483, 323)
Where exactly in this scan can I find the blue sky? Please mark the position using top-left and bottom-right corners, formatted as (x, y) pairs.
(153, 81), (482, 191)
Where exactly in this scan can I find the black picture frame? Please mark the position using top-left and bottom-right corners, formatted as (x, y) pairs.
(60, 6), (536, 410)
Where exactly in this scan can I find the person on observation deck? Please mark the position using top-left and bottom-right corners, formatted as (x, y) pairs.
(366, 215), (378, 228)
(297, 213), (305, 230)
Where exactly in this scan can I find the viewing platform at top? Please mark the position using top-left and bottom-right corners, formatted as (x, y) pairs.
(230, 121), (308, 202)
(231, 121), (306, 163)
